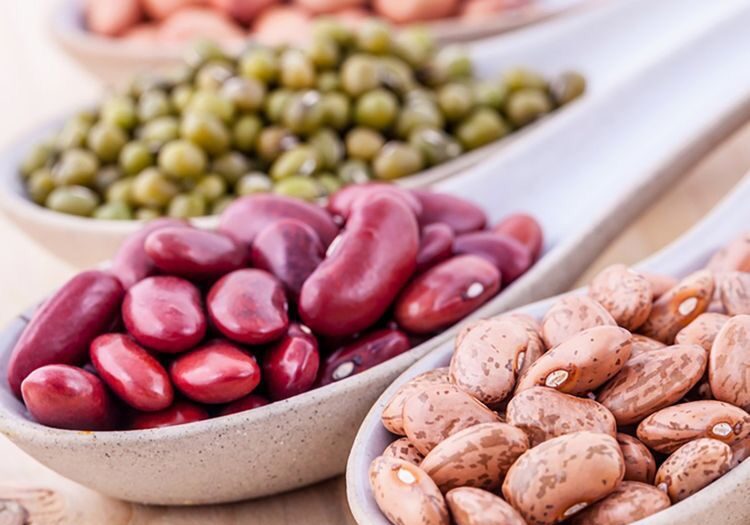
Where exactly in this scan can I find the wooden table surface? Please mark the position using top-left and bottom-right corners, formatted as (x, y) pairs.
(3, 3), (750, 525)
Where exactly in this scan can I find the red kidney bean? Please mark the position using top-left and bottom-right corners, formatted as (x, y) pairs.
(111, 218), (188, 289)
(326, 183), (422, 221)
(395, 255), (501, 334)
(207, 269), (289, 344)
(299, 194), (419, 337)
(317, 329), (411, 386)
(263, 324), (320, 401)
(219, 393), (270, 416)
(493, 213), (544, 261)
(90, 333), (173, 412)
(7, 270), (124, 397)
(122, 276), (207, 353)
(170, 340), (261, 404)
(453, 231), (533, 283)
(250, 219), (324, 301)
(410, 190), (486, 234)
(144, 227), (246, 280)
(218, 194), (339, 247)
(21, 364), (116, 430)
(416, 223), (455, 273)
(129, 400), (209, 430)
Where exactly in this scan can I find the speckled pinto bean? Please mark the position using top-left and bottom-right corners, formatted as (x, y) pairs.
(300, 194), (419, 336)
(655, 438), (731, 503)
(568, 481), (671, 525)
(730, 436), (750, 468)
(369, 456), (450, 525)
(707, 232), (750, 272)
(411, 190), (487, 234)
(327, 183), (422, 220)
(596, 344), (707, 426)
(218, 194), (339, 247)
(452, 231), (532, 283)
(639, 270), (714, 344)
(628, 334), (666, 359)
(614, 434), (654, 485)
(492, 212), (544, 261)
(501, 431), (625, 525)
(514, 326), (632, 395)
(719, 271), (750, 315)
(415, 223), (454, 274)
(638, 271), (678, 299)
(420, 422), (529, 493)
(540, 295), (616, 348)
(675, 312), (729, 351)
(636, 400), (750, 453)
(446, 487), (526, 525)
(449, 317), (530, 405)
(589, 264), (653, 331)
(709, 315), (750, 410)
(7, 270), (124, 397)
(402, 384), (500, 455)
(395, 255), (500, 335)
(381, 368), (450, 435)
(506, 387), (616, 446)
(383, 437), (425, 466)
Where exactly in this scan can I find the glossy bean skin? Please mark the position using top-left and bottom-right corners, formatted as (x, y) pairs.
(719, 271), (750, 315)
(589, 264), (653, 331)
(639, 270), (714, 344)
(452, 231), (532, 283)
(369, 456), (450, 525)
(502, 431), (625, 525)
(21, 364), (116, 431)
(707, 232), (750, 272)
(497, 312), (546, 376)
(381, 367), (450, 435)
(249, 219), (324, 301)
(327, 183), (422, 220)
(710, 315), (750, 410)
(638, 271), (678, 299)
(90, 333), (173, 411)
(507, 387), (617, 446)
(597, 344), (707, 425)
(263, 324), (319, 400)
(616, 433), (656, 484)
(675, 312), (729, 351)
(411, 190), (486, 234)
(515, 326), (632, 396)
(383, 437), (425, 466)
(629, 334), (666, 359)
(129, 400), (209, 430)
(541, 295), (616, 348)
(492, 212), (543, 261)
(569, 481), (670, 525)
(7, 270), (124, 397)
(403, 384), (500, 455)
(299, 194), (418, 337)
(446, 487), (526, 525)
(655, 438), (731, 503)
(449, 318), (530, 405)
(218, 194), (339, 247)
(637, 400), (750, 453)
(218, 393), (269, 416)
(394, 255), (500, 335)
(123, 276), (206, 353)
(111, 218), (187, 289)
(416, 223), (454, 274)
(317, 329), (410, 386)
(144, 227), (246, 280)
(170, 340), (261, 404)
(207, 269), (289, 345)
(420, 422), (529, 493)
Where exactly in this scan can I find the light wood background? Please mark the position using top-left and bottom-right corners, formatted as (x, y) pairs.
(3, 2), (750, 524)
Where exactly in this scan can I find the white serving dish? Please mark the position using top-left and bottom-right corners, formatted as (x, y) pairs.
(346, 169), (750, 525)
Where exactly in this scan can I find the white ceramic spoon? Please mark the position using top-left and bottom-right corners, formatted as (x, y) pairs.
(2, 0), (743, 268)
(346, 170), (750, 525)
(2, 2), (750, 506)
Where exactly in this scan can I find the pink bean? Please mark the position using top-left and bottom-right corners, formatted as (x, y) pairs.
(326, 183), (422, 221)
(129, 400), (209, 430)
(453, 231), (533, 283)
(493, 213), (543, 261)
(416, 223), (455, 273)
(411, 190), (486, 234)
(263, 324), (320, 400)
(219, 393), (270, 416)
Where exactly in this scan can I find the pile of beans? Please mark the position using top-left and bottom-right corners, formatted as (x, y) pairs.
(85, 0), (532, 47)
(6, 185), (541, 431)
(369, 231), (750, 525)
(21, 16), (584, 219)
